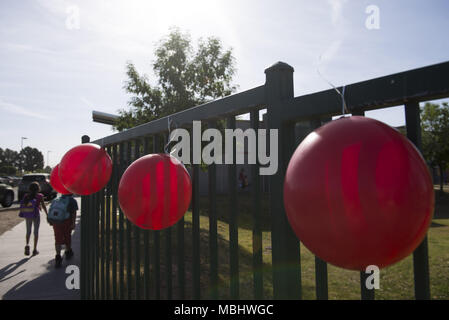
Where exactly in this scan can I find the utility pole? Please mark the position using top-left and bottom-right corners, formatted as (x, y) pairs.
(21, 137), (27, 150)
(20, 137), (28, 173)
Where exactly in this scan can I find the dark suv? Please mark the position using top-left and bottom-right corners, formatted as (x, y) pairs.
(18, 174), (57, 201)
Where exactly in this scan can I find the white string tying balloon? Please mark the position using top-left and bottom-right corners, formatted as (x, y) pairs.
(164, 117), (178, 154)
(317, 55), (349, 116)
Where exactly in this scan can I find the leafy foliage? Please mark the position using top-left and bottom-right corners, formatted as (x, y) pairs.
(115, 28), (237, 131)
(421, 102), (449, 189)
(19, 147), (44, 172)
(0, 148), (19, 168)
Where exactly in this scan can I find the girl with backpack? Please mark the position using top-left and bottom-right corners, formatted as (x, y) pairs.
(19, 182), (48, 256)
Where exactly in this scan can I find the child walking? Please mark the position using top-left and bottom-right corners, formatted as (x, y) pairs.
(19, 182), (48, 256)
(48, 193), (78, 268)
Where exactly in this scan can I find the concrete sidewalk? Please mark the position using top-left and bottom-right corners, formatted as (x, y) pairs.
(0, 198), (81, 300)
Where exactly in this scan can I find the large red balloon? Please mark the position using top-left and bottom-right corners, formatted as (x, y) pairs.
(59, 143), (112, 195)
(284, 116), (434, 270)
(50, 164), (71, 194)
(118, 153), (192, 230)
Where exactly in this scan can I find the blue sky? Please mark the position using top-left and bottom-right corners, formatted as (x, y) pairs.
(1, 0), (449, 167)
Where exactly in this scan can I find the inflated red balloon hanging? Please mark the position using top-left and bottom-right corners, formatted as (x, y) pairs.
(283, 116), (434, 270)
(59, 143), (112, 195)
(118, 153), (192, 230)
(50, 164), (71, 195)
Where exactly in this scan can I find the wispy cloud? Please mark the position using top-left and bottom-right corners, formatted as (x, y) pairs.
(0, 98), (50, 120)
(317, 0), (348, 70)
(328, 0), (347, 26)
(1, 43), (58, 55)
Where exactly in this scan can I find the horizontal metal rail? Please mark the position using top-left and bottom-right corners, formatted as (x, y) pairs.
(281, 61), (449, 122)
(92, 85), (265, 147)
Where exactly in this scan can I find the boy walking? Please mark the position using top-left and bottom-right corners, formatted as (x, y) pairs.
(48, 194), (78, 268)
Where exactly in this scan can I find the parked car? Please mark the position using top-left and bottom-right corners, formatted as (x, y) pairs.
(18, 173), (57, 201)
(7, 176), (21, 187)
(1, 176), (21, 187)
(0, 182), (14, 207)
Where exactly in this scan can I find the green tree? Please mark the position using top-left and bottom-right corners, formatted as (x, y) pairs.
(115, 28), (237, 131)
(19, 147), (44, 172)
(421, 102), (449, 191)
(0, 148), (19, 168)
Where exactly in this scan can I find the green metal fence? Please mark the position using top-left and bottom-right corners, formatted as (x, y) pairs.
(80, 60), (449, 300)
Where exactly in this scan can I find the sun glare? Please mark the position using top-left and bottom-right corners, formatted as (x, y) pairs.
(93, 0), (226, 38)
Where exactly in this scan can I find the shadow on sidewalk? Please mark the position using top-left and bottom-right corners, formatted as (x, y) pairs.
(0, 258), (30, 283)
(2, 215), (81, 300)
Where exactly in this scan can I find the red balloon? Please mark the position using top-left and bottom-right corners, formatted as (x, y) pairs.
(50, 164), (71, 194)
(59, 143), (112, 195)
(118, 153), (192, 230)
(284, 116), (434, 270)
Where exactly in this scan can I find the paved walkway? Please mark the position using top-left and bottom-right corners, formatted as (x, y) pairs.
(0, 198), (81, 300)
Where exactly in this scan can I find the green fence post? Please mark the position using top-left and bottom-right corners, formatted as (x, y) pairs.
(250, 110), (263, 300)
(227, 115), (240, 299)
(118, 142), (125, 299)
(265, 62), (301, 300)
(208, 120), (219, 300)
(152, 135), (161, 299)
(191, 128), (201, 299)
(134, 139), (141, 299)
(143, 138), (152, 299)
(125, 141), (133, 299)
(80, 135), (90, 300)
(111, 144), (118, 299)
(405, 101), (431, 300)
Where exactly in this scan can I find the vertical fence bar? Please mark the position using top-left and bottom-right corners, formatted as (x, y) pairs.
(80, 193), (86, 299)
(89, 194), (97, 300)
(176, 218), (185, 299)
(208, 120), (219, 300)
(125, 141), (133, 299)
(143, 137), (151, 300)
(176, 128), (185, 300)
(227, 115), (240, 299)
(191, 127), (201, 300)
(80, 135), (89, 299)
(265, 62), (301, 299)
(112, 144), (118, 300)
(307, 118), (329, 301)
(350, 110), (375, 301)
(162, 133), (173, 300)
(118, 142), (125, 300)
(360, 271), (375, 300)
(405, 101), (431, 300)
(315, 257), (328, 300)
(100, 179), (106, 299)
(105, 146), (112, 299)
(95, 190), (101, 299)
(152, 135), (161, 300)
(86, 192), (91, 299)
(250, 110), (263, 299)
(89, 194), (98, 299)
(133, 139), (141, 300)
(88, 192), (93, 299)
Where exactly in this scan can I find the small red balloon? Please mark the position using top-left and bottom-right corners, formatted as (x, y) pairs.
(284, 116), (434, 270)
(118, 154), (192, 230)
(59, 143), (112, 195)
(50, 164), (71, 194)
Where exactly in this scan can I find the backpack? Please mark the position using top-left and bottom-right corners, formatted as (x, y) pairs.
(48, 196), (71, 224)
(19, 195), (40, 218)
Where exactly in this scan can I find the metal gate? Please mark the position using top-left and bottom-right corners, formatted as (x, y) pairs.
(80, 60), (449, 300)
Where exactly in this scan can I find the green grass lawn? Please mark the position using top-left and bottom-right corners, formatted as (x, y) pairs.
(104, 185), (449, 300)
